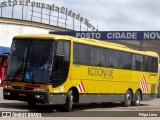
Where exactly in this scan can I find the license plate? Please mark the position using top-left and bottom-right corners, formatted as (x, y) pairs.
(19, 93), (26, 97)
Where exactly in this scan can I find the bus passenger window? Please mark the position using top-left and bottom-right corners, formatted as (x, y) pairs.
(143, 56), (151, 72)
(119, 52), (132, 69)
(151, 58), (158, 72)
(97, 48), (105, 67)
(105, 49), (112, 67)
(132, 54), (143, 71)
(90, 47), (97, 66)
(110, 50), (119, 68)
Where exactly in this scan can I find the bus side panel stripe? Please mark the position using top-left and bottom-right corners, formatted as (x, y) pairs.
(80, 81), (86, 92)
(140, 75), (148, 92)
(79, 83), (83, 92)
(78, 86), (81, 93)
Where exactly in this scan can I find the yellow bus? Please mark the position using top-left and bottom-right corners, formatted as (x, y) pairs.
(3, 34), (159, 111)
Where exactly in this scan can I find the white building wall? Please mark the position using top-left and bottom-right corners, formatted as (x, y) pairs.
(0, 23), (49, 48)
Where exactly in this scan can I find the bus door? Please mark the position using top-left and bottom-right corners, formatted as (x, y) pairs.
(52, 40), (70, 88)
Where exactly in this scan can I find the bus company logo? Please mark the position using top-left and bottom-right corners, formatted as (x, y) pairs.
(140, 75), (148, 92)
(77, 81), (86, 93)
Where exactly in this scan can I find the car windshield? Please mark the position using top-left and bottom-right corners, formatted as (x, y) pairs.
(6, 39), (55, 84)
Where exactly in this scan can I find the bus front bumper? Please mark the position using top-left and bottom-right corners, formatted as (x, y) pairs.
(3, 88), (66, 105)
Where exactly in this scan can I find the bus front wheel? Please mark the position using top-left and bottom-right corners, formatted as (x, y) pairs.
(64, 90), (74, 112)
(122, 90), (132, 107)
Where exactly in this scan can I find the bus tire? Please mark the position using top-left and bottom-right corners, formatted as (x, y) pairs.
(122, 90), (132, 107)
(64, 90), (74, 112)
(132, 90), (141, 106)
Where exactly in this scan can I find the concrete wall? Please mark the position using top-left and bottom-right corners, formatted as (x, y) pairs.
(0, 23), (49, 53)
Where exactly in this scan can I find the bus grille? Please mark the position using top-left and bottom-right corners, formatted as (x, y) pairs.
(12, 86), (34, 91)
(23, 87), (34, 91)
(13, 86), (21, 90)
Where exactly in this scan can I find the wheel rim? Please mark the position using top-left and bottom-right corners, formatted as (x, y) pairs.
(136, 93), (141, 104)
(126, 93), (131, 105)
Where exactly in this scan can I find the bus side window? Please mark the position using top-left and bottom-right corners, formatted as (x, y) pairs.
(97, 48), (105, 67)
(143, 56), (151, 72)
(151, 57), (158, 72)
(132, 54), (143, 71)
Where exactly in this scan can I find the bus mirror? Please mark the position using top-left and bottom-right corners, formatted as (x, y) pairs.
(2, 53), (9, 68)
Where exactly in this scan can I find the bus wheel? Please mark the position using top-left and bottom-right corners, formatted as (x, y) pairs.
(122, 90), (132, 107)
(64, 90), (74, 112)
(132, 91), (141, 106)
(28, 101), (36, 108)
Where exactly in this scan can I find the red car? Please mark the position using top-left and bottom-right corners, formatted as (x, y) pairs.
(0, 55), (7, 86)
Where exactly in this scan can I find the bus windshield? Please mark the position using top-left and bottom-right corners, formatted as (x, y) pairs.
(6, 39), (55, 84)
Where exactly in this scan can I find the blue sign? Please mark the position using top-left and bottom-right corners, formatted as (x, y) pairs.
(49, 31), (160, 40)
(26, 72), (33, 80)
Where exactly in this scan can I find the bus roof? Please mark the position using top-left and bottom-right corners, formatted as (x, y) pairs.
(14, 34), (159, 57)
(15, 34), (70, 40)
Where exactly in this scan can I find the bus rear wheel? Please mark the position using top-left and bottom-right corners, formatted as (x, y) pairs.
(122, 90), (132, 107)
(64, 90), (74, 112)
(132, 90), (141, 106)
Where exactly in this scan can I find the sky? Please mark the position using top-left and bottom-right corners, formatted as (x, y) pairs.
(2, 0), (160, 31)
(34, 0), (160, 31)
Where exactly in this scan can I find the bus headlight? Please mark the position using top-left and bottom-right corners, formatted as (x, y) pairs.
(34, 88), (49, 92)
(4, 92), (11, 96)
(4, 85), (12, 89)
(35, 94), (44, 99)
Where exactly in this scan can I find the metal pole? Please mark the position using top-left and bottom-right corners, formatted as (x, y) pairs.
(1, 7), (2, 17)
(49, 9), (51, 25)
(41, 7), (43, 23)
(73, 17), (74, 30)
(65, 12), (67, 28)
(31, 5), (33, 21)
(57, 10), (59, 26)
(80, 21), (81, 31)
(12, 5), (14, 18)
(22, 4), (24, 20)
